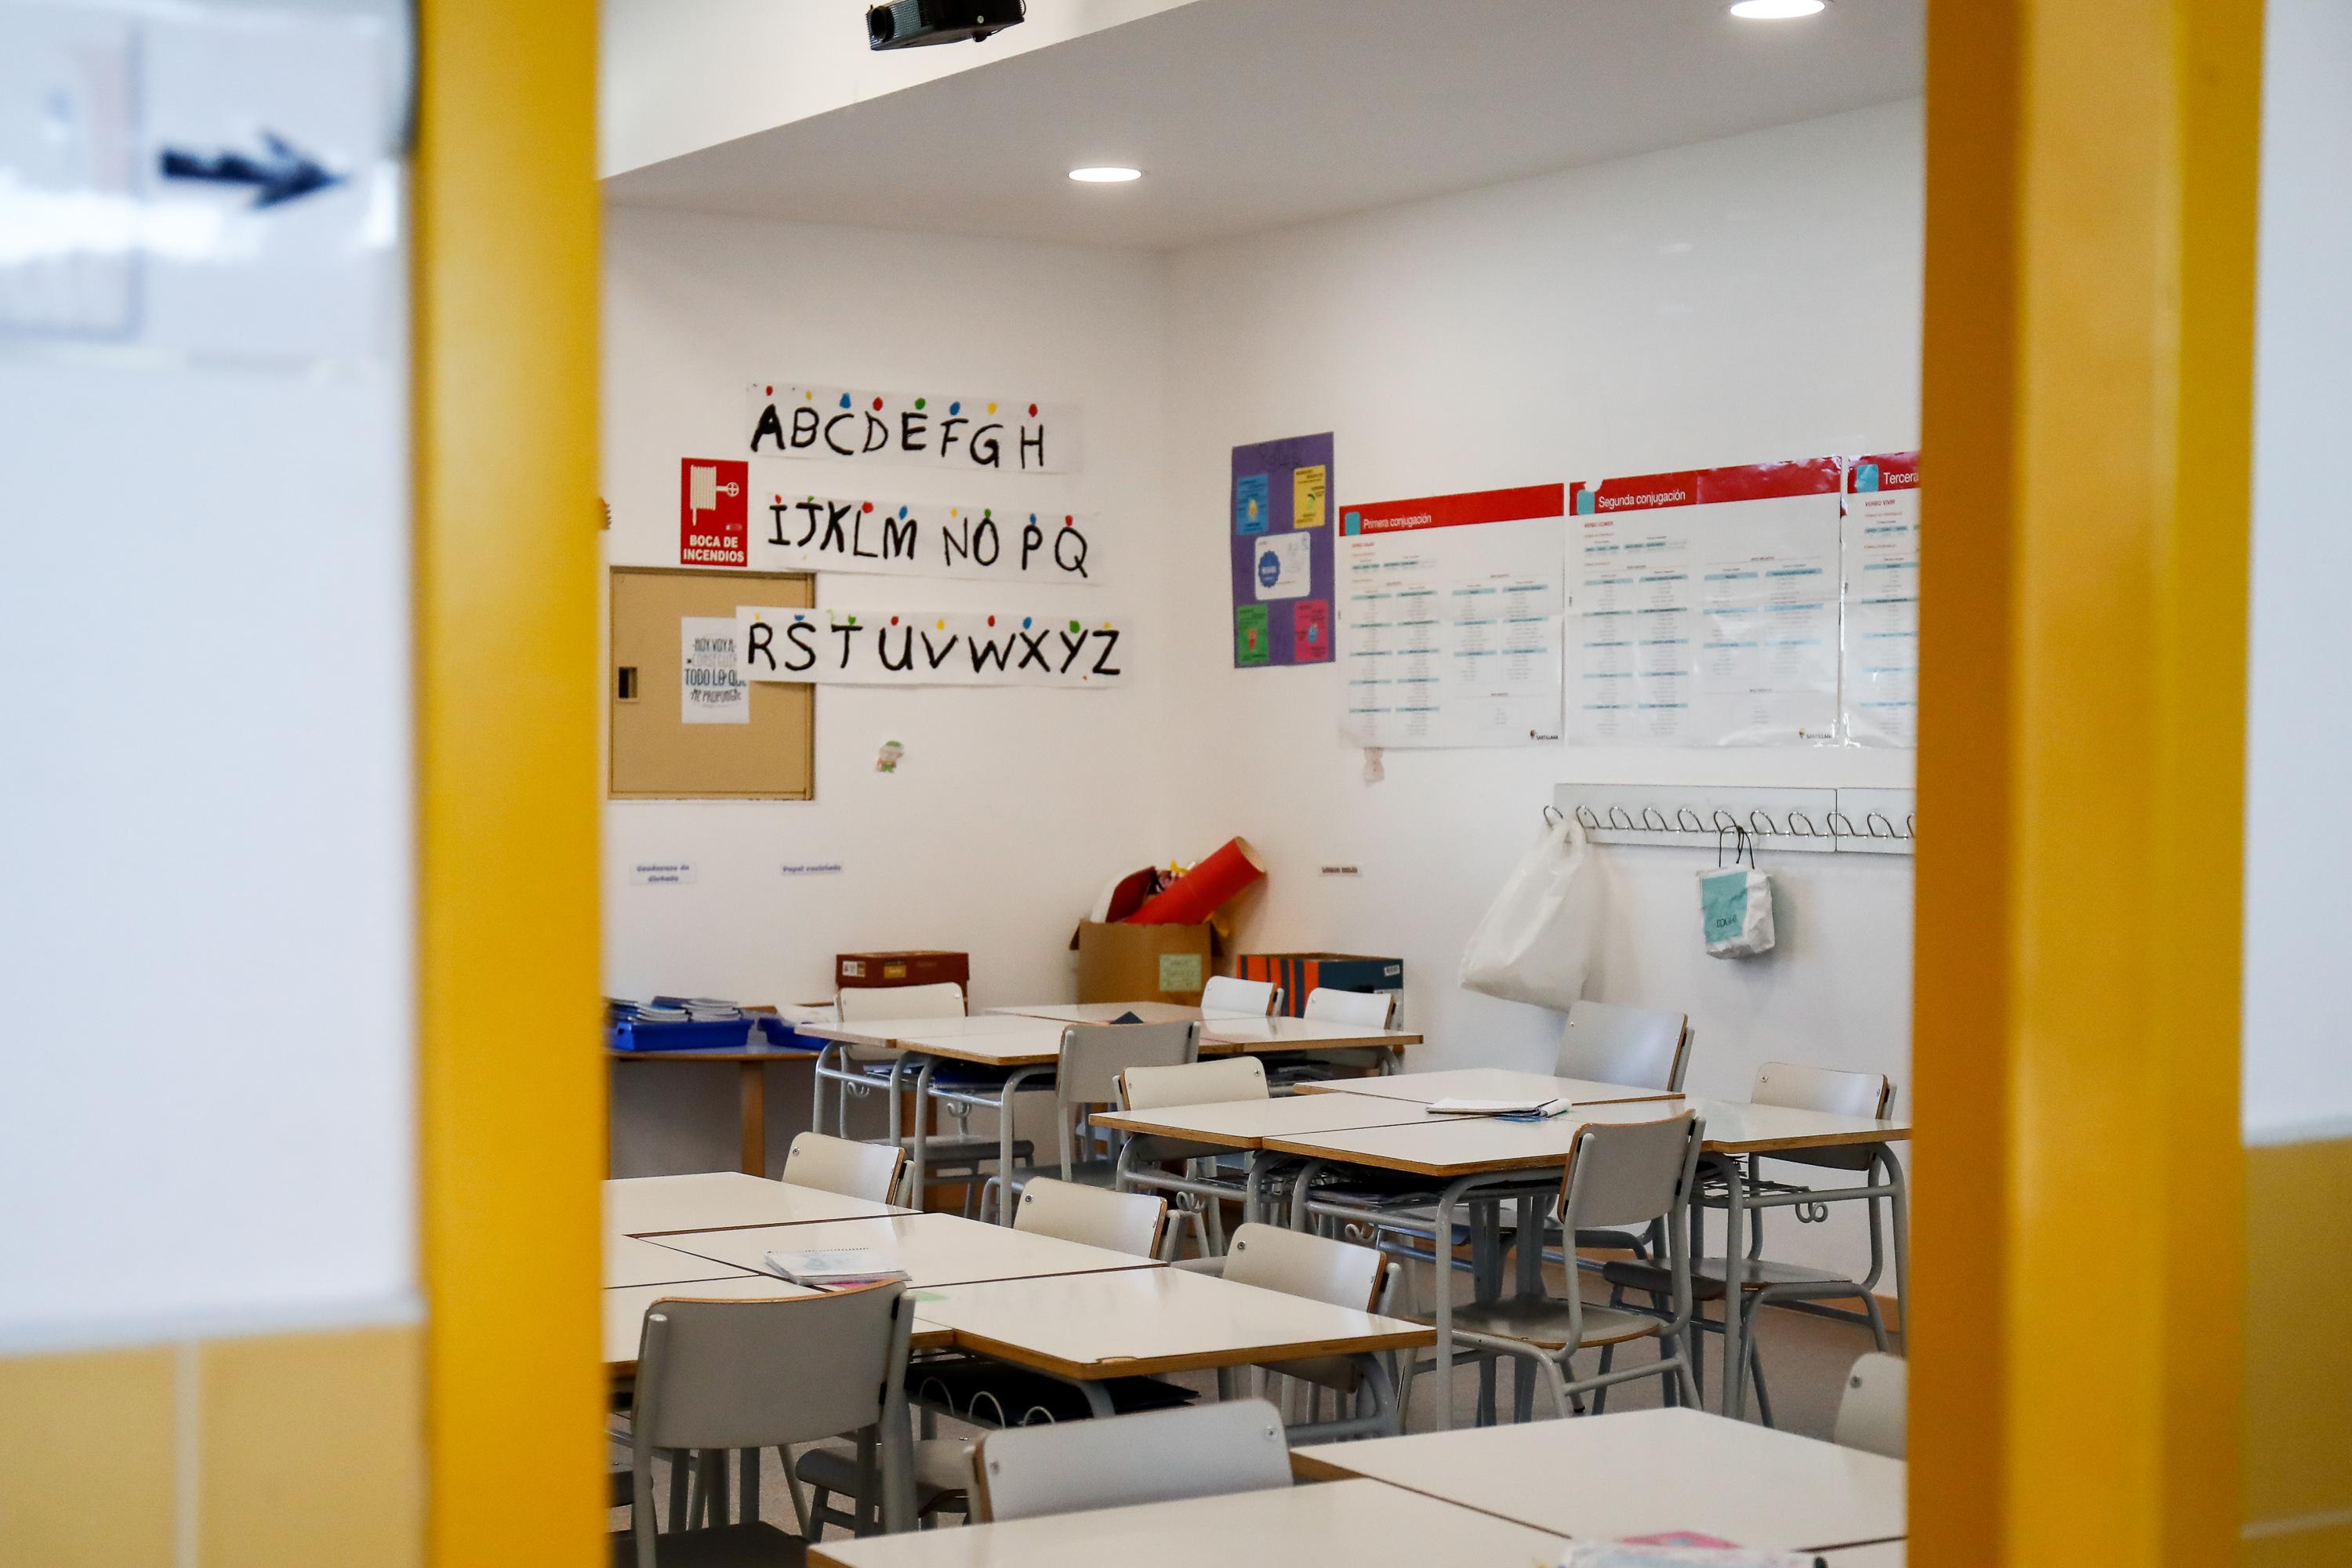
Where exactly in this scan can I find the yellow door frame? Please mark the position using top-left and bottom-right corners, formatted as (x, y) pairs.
(414, 2), (605, 1564)
(1913, 2), (2263, 1564)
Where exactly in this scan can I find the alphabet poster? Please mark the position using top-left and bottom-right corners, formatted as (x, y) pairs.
(735, 473), (1099, 586)
(1230, 433), (1335, 667)
(745, 382), (1080, 474)
(735, 606), (1127, 688)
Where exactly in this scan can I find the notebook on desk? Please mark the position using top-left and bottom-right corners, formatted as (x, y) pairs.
(761, 1248), (908, 1288)
(1427, 1096), (1574, 1120)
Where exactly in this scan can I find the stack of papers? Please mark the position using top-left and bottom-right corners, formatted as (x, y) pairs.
(1561, 1541), (1822, 1567)
(1427, 1096), (1574, 1120)
(762, 1248), (908, 1289)
(631, 1004), (689, 1024)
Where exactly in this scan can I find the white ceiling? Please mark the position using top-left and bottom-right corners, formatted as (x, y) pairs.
(602, 0), (1924, 251)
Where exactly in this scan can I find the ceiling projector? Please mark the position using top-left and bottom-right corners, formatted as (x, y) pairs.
(866, 0), (1025, 49)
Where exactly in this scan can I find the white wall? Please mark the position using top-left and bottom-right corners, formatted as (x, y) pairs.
(600, 0), (1201, 177)
(601, 208), (1173, 1014)
(2242, 0), (2352, 1145)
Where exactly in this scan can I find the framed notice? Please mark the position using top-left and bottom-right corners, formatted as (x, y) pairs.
(1229, 433), (1335, 667)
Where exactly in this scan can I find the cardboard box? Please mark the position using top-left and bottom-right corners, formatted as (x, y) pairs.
(836, 950), (971, 990)
(1236, 953), (1403, 1018)
(1073, 921), (1215, 1004)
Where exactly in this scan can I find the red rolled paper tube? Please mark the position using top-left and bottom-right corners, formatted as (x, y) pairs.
(1124, 837), (1266, 925)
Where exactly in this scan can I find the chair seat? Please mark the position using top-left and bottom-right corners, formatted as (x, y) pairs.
(1442, 1294), (1668, 1349)
(795, 1437), (971, 1503)
(1602, 1254), (1866, 1300)
(610, 1521), (805, 1567)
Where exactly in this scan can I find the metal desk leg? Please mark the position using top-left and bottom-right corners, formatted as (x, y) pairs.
(1719, 1152), (1752, 1420)
(1432, 1182), (1462, 1432)
(906, 1058), (936, 1208)
(987, 1065), (1052, 1225)
(1881, 1145), (1911, 1354)
(738, 1062), (767, 1176)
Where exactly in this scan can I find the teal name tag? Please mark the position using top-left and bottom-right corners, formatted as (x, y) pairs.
(1700, 870), (1750, 944)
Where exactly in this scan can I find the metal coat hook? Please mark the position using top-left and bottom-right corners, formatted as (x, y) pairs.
(1676, 808), (1707, 834)
(1826, 811), (1860, 840)
(1748, 809), (1782, 839)
(1641, 806), (1669, 832)
(1542, 804), (1563, 827)
(1784, 811), (1826, 840)
(1575, 805), (1602, 831)
(1865, 811), (1900, 840)
(1608, 805), (1637, 831)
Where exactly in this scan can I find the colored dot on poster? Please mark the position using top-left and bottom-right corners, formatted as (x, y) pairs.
(914, 397), (927, 410)
(949, 508), (959, 517)
(792, 613), (804, 622)
(1029, 513), (1038, 524)
(862, 502), (874, 513)
(1064, 515), (1074, 527)
(986, 401), (997, 415)
(935, 619), (946, 630)
(846, 615), (858, 626)
(771, 494), (781, 503)
(871, 397), (884, 411)
(890, 615), (899, 626)
(949, 401), (962, 416)
(1068, 619), (1081, 633)
(764, 385), (773, 396)
(1027, 403), (1038, 418)
(897, 506), (907, 519)
(838, 393), (851, 408)
(804, 390), (814, 400)
(1022, 617), (1033, 630)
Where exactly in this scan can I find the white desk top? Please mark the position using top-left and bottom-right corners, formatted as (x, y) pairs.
(908, 1265), (1431, 1381)
(807, 1477), (1564, 1568)
(1196, 1015), (1420, 1051)
(1266, 1100), (1700, 1177)
(645, 1211), (1165, 1290)
(799, 1013), (1045, 1050)
(1822, 1545), (1905, 1566)
(604, 1173), (912, 1238)
(989, 1000), (1209, 1024)
(1091, 1091), (1446, 1148)
(604, 1234), (758, 1291)
(1296, 1406), (1906, 1553)
(832, 1018), (1418, 1069)
(1299, 1066), (1678, 1108)
(1674, 1096), (1911, 1154)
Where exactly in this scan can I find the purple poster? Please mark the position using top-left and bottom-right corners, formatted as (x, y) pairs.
(1229, 433), (1334, 668)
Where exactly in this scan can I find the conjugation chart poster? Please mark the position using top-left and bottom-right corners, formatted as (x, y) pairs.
(1337, 484), (1566, 749)
(1566, 459), (1842, 746)
(1840, 452), (1921, 748)
(1230, 432), (1335, 668)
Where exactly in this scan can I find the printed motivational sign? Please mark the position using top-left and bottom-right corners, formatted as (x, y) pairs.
(680, 616), (750, 724)
(745, 383), (1080, 474)
(731, 475), (1099, 586)
(736, 606), (1127, 688)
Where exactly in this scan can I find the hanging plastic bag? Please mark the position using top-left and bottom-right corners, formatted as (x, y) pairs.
(1699, 829), (1776, 959)
(1459, 808), (1600, 1010)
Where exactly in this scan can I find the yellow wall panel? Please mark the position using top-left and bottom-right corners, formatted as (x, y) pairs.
(0, 1346), (176, 1568)
(196, 1326), (423, 1568)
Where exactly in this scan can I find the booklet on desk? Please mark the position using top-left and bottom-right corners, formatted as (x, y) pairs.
(1427, 1096), (1574, 1120)
(762, 1248), (908, 1288)
(1561, 1541), (1824, 1567)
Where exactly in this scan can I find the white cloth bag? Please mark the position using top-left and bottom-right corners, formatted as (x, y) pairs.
(1698, 834), (1776, 959)
(1459, 814), (1600, 1010)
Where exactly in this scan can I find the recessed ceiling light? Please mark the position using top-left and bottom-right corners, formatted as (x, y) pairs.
(1068, 166), (1142, 183)
(1730, 0), (1826, 17)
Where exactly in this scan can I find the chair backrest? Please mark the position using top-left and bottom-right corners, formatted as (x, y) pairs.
(782, 1131), (906, 1202)
(1556, 1000), (1691, 1091)
(837, 982), (965, 1022)
(1220, 1223), (1384, 1311)
(1835, 1352), (1907, 1459)
(1301, 987), (1397, 1029)
(1558, 1111), (1703, 1231)
(1200, 975), (1279, 1017)
(633, 1283), (909, 1456)
(1751, 1061), (1895, 1171)
(1119, 1055), (1269, 1111)
(1056, 1020), (1201, 1108)
(973, 1399), (1292, 1523)
(1014, 1177), (1167, 1257)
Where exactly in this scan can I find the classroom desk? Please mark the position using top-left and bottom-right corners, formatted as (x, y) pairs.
(1298, 1065), (1682, 1109)
(1270, 1094), (1911, 1427)
(1822, 1545), (1905, 1566)
(798, 1014), (1050, 1051)
(905, 1266), (1432, 1409)
(604, 1171), (912, 1238)
(644, 1210), (1168, 1290)
(604, 1234), (760, 1291)
(805, 1477), (1566, 1568)
(986, 1000), (1210, 1024)
(878, 1019), (1422, 1220)
(1294, 1406), (1907, 1554)
(603, 1275), (818, 1371)
(607, 1044), (817, 1175)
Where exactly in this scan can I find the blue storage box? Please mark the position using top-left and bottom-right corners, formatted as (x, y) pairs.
(607, 1016), (760, 1053)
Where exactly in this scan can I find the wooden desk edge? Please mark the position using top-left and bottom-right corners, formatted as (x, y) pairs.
(936, 1324), (1437, 1382)
(1257, 1137), (1576, 1178)
(1287, 1450), (1365, 1483)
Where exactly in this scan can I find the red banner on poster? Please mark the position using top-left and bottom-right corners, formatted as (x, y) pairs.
(1340, 483), (1566, 535)
(680, 458), (749, 567)
(1570, 457), (1841, 515)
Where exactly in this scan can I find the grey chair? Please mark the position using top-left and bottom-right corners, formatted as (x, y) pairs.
(1173, 1222), (1402, 1440)
(1112, 1056), (1272, 1250)
(1602, 1062), (1900, 1425)
(971, 1399), (1291, 1523)
(1414, 1112), (1705, 1421)
(971, 1021), (1200, 1232)
(1546, 1000), (1695, 1269)
(780, 1132), (904, 1203)
(615, 1283), (915, 1566)
(1835, 1352), (1907, 1458)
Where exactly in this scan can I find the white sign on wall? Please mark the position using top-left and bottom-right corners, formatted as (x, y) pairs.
(743, 477), (1099, 586)
(680, 616), (750, 724)
(736, 605), (1127, 688)
(745, 383), (1080, 474)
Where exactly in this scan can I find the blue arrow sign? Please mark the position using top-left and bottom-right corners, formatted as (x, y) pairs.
(158, 132), (341, 209)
